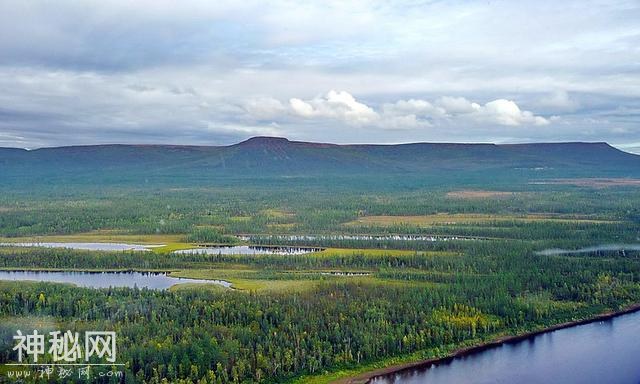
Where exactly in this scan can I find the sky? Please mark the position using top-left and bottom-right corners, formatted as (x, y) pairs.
(0, 1), (639, 152)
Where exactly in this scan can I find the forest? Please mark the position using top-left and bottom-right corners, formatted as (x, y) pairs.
(0, 177), (639, 383)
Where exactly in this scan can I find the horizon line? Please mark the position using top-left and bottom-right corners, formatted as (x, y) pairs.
(0, 136), (622, 151)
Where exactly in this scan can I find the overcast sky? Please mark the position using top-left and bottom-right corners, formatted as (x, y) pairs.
(1, 1), (639, 152)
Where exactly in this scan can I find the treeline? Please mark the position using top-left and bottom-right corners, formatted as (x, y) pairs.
(2, 277), (637, 384)
(2, 239), (639, 278)
(1, 185), (637, 237)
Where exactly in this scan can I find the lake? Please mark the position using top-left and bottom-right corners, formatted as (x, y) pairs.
(370, 309), (640, 384)
(0, 270), (231, 289)
(0, 242), (162, 251)
(536, 244), (640, 256)
(175, 245), (322, 255)
(238, 234), (479, 242)
(320, 272), (371, 276)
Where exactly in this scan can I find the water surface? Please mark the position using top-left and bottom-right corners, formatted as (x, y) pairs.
(536, 244), (640, 256)
(371, 309), (640, 384)
(0, 242), (162, 251)
(0, 270), (230, 289)
(320, 272), (371, 276)
(238, 234), (477, 242)
(175, 245), (322, 255)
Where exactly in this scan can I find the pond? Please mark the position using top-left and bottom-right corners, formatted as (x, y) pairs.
(174, 245), (322, 255)
(0, 270), (231, 290)
(0, 242), (163, 251)
(320, 272), (371, 276)
(536, 244), (640, 256)
(238, 234), (478, 242)
(371, 309), (640, 384)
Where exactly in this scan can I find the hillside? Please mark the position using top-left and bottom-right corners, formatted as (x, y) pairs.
(1, 137), (639, 187)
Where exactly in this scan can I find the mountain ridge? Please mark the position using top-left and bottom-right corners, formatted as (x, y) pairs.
(1, 138), (638, 186)
(0, 137), (622, 152)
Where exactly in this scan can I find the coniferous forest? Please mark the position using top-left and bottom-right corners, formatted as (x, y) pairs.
(0, 169), (639, 383)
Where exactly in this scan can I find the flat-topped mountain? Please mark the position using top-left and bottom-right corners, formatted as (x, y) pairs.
(1, 138), (639, 186)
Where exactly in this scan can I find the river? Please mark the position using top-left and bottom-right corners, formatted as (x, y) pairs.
(371, 309), (640, 384)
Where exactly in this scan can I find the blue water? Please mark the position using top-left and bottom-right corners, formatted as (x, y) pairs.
(371, 310), (640, 384)
(536, 244), (640, 256)
(0, 242), (162, 251)
(0, 270), (231, 290)
(174, 245), (322, 255)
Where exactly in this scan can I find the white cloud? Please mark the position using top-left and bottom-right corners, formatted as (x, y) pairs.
(289, 98), (315, 118)
(282, 92), (548, 128)
(244, 97), (286, 119)
(382, 99), (446, 117)
(479, 99), (549, 126)
(434, 96), (549, 126)
(537, 90), (580, 112)
(289, 90), (379, 124)
(0, 1), (637, 147)
(436, 96), (481, 114)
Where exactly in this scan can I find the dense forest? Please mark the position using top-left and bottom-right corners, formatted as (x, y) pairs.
(0, 176), (639, 383)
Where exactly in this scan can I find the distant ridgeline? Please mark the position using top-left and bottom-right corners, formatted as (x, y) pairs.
(1, 137), (639, 188)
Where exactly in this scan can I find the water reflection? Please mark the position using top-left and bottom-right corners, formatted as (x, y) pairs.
(0, 242), (162, 251)
(0, 270), (230, 290)
(536, 244), (640, 256)
(238, 234), (479, 242)
(371, 310), (640, 384)
(175, 245), (322, 255)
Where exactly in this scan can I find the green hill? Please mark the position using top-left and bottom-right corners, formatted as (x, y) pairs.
(1, 137), (639, 187)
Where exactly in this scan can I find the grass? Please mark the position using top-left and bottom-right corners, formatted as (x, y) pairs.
(0, 231), (184, 245)
(0, 231), (198, 254)
(260, 208), (294, 218)
(151, 242), (194, 253)
(169, 268), (381, 292)
(446, 190), (517, 199)
(230, 216), (251, 222)
(345, 213), (619, 226)
(168, 282), (229, 292)
(171, 269), (321, 292)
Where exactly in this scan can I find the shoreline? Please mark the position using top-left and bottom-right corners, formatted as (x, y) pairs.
(333, 302), (640, 384)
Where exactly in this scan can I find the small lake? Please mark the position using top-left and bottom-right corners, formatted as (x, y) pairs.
(238, 234), (478, 242)
(371, 309), (640, 384)
(0, 242), (163, 251)
(536, 244), (640, 256)
(0, 271), (231, 290)
(320, 272), (371, 276)
(175, 245), (322, 255)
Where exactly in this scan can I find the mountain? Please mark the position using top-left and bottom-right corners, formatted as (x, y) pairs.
(1, 137), (639, 187)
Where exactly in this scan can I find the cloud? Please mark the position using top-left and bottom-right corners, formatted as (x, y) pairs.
(244, 97), (286, 120)
(0, 1), (637, 147)
(282, 91), (548, 128)
(479, 99), (549, 126)
(537, 90), (580, 112)
(382, 99), (446, 117)
(289, 98), (315, 118)
(436, 97), (481, 114)
(289, 90), (379, 124)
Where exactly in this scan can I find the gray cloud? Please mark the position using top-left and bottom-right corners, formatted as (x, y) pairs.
(0, 1), (638, 149)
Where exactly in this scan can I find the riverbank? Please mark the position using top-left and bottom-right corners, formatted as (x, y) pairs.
(333, 302), (640, 384)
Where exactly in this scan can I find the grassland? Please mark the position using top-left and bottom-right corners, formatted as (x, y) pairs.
(445, 190), (517, 199)
(345, 213), (619, 226)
